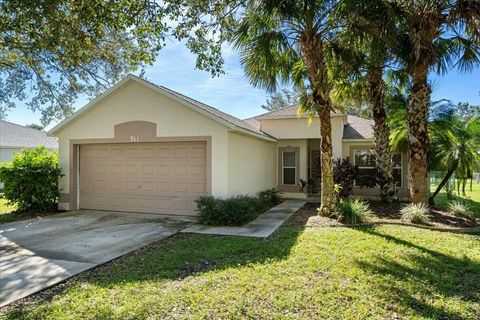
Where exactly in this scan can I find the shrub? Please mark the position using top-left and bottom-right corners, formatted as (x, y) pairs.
(448, 201), (476, 221)
(333, 157), (359, 199)
(196, 189), (281, 226)
(334, 199), (373, 224)
(257, 188), (281, 211)
(0, 146), (62, 212)
(400, 203), (430, 224)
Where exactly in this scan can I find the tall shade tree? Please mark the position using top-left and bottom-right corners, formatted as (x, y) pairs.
(331, 0), (401, 202)
(233, 0), (342, 215)
(394, 0), (480, 204)
(0, 0), (166, 125)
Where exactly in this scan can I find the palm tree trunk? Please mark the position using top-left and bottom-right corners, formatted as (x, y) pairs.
(429, 161), (458, 203)
(408, 62), (431, 204)
(299, 31), (335, 216)
(317, 106), (335, 215)
(368, 66), (396, 202)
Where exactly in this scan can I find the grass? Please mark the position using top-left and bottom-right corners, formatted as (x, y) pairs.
(0, 197), (57, 225)
(2, 224), (479, 319)
(431, 181), (480, 214)
(0, 198), (18, 224)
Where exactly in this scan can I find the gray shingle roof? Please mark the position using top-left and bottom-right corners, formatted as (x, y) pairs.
(0, 120), (58, 148)
(343, 115), (374, 139)
(254, 105), (300, 119)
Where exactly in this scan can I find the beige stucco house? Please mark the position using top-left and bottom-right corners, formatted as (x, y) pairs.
(49, 74), (410, 216)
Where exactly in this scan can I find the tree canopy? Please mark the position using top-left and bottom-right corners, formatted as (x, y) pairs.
(0, 0), (166, 125)
(261, 89), (299, 111)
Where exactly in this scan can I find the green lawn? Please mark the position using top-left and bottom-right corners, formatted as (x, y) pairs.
(431, 182), (480, 214)
(0, 197), (57, 224)
(3, 224), (479, 319)
(0, 198), (18, 224)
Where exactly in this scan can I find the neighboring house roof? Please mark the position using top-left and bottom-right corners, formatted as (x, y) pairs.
(343, 115), (374, 140)
(253, 104), (345, 119)
(0, 120), (58, 149)
(48, 74), (276, 142)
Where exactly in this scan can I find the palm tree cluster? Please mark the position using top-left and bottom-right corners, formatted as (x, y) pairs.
(231, 0), (480, 210)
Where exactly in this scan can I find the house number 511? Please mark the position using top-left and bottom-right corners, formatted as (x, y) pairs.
(130, 136), (140, 142)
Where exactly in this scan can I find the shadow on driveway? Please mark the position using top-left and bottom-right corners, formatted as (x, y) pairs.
(0, 210), (195, 307)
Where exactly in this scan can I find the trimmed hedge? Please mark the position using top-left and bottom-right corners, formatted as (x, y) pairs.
(0, 146), (62, 212)
(196, 189), (281, 226)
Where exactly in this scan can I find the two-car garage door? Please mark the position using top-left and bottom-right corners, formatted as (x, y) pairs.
(79, 141), (207, 215)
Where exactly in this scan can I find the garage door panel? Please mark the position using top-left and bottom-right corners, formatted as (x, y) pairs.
(79, 141), (207, 215)
(140, 164), (154, 175)
(95, 148), (109, 158)
(191, 147), (207, 158)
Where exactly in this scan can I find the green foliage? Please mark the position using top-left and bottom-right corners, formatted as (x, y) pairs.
(448, 200), (477, 221)
(196, 195), (258, 226)
(261, 88), (299, 111)
(0, 0), (167, 124)
(0, 146), (62, 212)
(333, 199), (373, 224)
(25, 123), (44, 131)
(448, 200), (470, 216)
(196, 189), (280, 226)
(429, 111), (480, 201)
(256, 188), (281, 211)
(333, 157), (359, 199)
(400, 203), (430, 225)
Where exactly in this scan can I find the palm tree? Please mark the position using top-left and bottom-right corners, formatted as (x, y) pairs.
(429, 112), (480, 202)
(233, 0), (342, 215)
(394, 0), (480, 204)
(331, 1), (401, 202)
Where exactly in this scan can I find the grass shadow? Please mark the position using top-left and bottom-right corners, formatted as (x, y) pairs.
(353, 225), (480, 318)
(4, 217), (480, 319)
(3, 226), (304, 319)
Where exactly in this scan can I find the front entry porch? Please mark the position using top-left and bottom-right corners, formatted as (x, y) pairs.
(277, 139), (323, 199)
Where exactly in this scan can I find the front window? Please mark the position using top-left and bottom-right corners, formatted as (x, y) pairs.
(282, 151), (296, 185)
(354, 149), (376, 187)
(353, 149), (403, 187)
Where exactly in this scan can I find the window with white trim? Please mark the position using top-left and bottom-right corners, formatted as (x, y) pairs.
(354, 149), (376, 187)
(282, 151), (296, 185)
(353, 149), (403, 187)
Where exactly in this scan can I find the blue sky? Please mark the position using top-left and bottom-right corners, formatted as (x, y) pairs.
(5, 40), (480, 129)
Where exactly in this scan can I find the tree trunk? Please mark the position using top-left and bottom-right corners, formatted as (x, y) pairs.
(317, 107), (335, 215)
(429, 161), (457, 203)
(408, 62), (431, 204)
(368, 66), (396, 202)
(299, 30), (336, 216)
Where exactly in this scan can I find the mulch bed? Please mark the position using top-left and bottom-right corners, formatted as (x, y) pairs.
(286, 202), (478, 229)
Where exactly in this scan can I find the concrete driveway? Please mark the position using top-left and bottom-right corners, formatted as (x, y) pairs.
(0, 210), (196, 307)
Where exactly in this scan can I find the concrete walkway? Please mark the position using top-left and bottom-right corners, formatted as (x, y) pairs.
(181, 200), (306, 238)
(0, 211), (195, 307)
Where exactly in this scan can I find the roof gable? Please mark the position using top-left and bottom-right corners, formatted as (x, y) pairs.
(48, 75), (275, 142)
